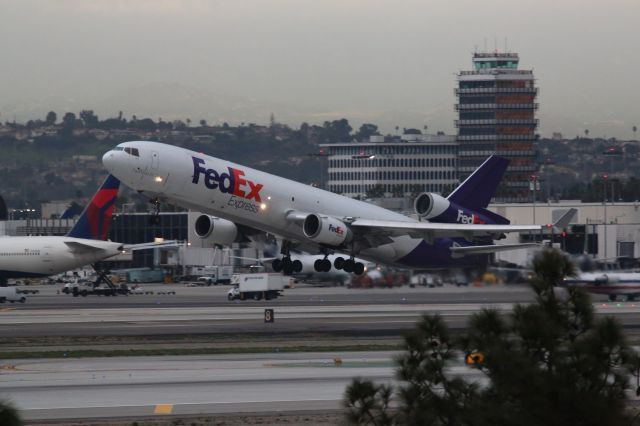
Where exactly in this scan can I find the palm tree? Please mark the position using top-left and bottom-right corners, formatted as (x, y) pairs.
(584, 129), (590, 138)
(633, 125), (637, 140)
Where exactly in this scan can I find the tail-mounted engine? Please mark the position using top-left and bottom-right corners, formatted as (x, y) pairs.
(194, 215), (240, 246)
(302, 214), (353, 247)
(414, 192), (451, 220)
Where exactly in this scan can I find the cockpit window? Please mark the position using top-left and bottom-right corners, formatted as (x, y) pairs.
(124, 147), (140, 157)
(114, 146), (124, 151)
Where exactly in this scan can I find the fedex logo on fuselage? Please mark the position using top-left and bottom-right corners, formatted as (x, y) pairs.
(191, 157), (263, 203)
(456, 209), (486, 225)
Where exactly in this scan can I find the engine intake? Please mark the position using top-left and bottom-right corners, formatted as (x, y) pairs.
(302, 214), (352, 247)
(194, 215), (239, 246)
(414, 192), (450, 219)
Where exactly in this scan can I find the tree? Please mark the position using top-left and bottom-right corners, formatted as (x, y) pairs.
(199, 119), (207, 127)
(633, 125), (637, 140)
(0, 400), (23, 426)
(365, 184), (385, 199)
(355, 123), (379, 141)
(79, 110), (99, 128)
(61, 112), (77, 130)
(45, 111), (57, 125)
(584, 129), (590, 137)
(343, 248), (636, 426)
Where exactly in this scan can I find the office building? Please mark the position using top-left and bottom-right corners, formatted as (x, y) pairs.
(322, 134), (458, 199)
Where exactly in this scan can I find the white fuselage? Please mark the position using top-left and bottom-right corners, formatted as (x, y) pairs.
(0, 236), (123, 279)
(566, 272), (640, 296)
(103, 142), (426, 267)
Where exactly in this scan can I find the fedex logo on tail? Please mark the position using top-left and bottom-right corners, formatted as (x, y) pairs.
(456, 209), (486, 225)
(192, 157), (263, 203)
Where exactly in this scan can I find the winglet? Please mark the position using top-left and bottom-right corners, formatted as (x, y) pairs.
(66, 175), (120, 240)
(553, 208), (577, 230)
(447, 155), (509, 210)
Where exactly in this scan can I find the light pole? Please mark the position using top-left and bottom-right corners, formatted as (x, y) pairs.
(603, 174), (608, 259)
(529, 174), (539, 224)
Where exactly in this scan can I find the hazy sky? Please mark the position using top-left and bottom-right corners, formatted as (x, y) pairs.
(0, 0), (638, 138)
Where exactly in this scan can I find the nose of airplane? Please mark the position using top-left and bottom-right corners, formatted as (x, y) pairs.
(102, 150), (115, 172)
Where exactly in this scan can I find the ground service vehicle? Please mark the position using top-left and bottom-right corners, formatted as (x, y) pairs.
(192, 266), (233, 285)
(0, 287), (26, 303)
(227, 273), (285, 301)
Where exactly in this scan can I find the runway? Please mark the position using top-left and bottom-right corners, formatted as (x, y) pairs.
(0, 351), (484, 421)
(14, 283), (537, 309)
(2, 284), (639, 423)
(0, 284), (633, 339)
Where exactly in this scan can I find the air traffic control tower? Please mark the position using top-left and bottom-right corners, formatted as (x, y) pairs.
(455, 52), (538, 202)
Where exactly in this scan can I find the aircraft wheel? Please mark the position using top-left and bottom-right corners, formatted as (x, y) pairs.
(314, 259), (324, 272)
(343, 259), (354, 273)
(292, 260), (303, 273)
(334, 257), (345, 270)
(353, 262), (365, 275)
(272, 259), (283, 272)
(282, 258), (294, 275)
(321, 259), (332, 272)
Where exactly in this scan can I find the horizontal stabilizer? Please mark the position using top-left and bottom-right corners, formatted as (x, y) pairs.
(64, 241), (107, 253)
(450, 243), (541, 258)
(553, 208), (577, 230)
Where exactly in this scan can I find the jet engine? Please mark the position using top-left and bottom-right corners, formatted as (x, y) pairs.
(302, 214), (352, 247)
(414, 192), (451, 220)
(194, 215), (239, 246)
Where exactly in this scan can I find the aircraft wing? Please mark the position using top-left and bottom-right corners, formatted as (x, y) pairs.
(450, 243), (542, 258)
(350, 219), (540, 243)
(123, 240), (179, 251)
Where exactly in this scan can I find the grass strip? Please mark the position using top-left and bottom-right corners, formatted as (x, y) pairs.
(0, 343), (401, 360)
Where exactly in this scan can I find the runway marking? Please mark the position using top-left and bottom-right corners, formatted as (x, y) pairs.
(154, 404), (173, 414)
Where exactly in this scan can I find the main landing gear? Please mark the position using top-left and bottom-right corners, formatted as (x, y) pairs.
(271, 240), (302, 275)
(315, 255), (365, 275)
(272, 256), (302, 275)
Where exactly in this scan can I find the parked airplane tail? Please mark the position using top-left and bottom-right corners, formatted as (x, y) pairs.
(66, 175), (120, 240)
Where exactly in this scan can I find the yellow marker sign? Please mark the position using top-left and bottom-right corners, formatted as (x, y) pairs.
(154, 404), (174, 415)
(465, 352), (485, 365)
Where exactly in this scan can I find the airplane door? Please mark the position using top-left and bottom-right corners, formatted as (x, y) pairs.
(151, 151), (160, 169)
(42, 246), (55, 274)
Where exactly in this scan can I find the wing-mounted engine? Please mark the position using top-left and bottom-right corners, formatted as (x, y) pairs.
(194, 215), (240, 246)
(414, 192), (451, 220)
(302, 213), (353, 247)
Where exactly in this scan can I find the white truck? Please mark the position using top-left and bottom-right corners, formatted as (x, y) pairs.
(227, 273), (286, 301)
(191, 265), (234, 285)
(0, 287), (26, 303)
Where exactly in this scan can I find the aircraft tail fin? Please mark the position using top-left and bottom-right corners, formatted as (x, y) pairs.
(66, 175), (120, 240)
(447, 155), (509, 210)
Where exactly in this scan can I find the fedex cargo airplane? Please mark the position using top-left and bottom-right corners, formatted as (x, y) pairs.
(0, 175), (123, 284)
(102, 142), (540, 275)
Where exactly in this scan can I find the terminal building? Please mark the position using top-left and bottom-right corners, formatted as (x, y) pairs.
(321, 134), (458, 199)
(456, 52), (538, 202)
